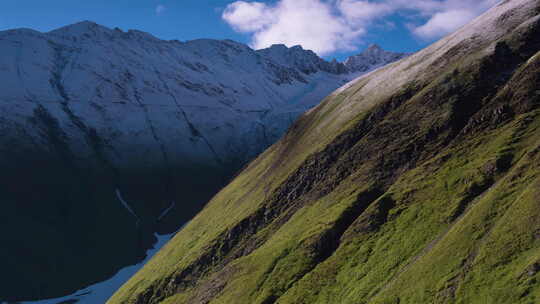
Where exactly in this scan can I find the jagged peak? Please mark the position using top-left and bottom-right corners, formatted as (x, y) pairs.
(72, 20), (99, 27)
(357, 43), (395, 57)
(365, 43), (383, 51)
(259, 44), (318, 58)
(262, 44), (308, 53)
(47, 21), (164, 43)
(268, 44), (288, 50)
(343, 44), (410, 73)
(49, 20), (112, 35)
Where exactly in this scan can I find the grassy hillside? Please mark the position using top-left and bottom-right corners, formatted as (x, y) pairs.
(110, 1), (540, 303)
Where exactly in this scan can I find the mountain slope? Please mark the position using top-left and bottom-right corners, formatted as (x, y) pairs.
(109, 0), (540, 303)
(0, 21), (406, 302)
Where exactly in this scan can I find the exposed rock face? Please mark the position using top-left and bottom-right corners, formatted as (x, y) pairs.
(0, 21), (407, 301)
(109, 0), (540, 303)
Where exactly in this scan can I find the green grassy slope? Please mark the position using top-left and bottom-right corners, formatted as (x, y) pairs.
(109, 1), (540, 303)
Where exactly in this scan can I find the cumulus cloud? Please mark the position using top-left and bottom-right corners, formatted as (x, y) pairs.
(413, 9), (476, 39)
(222, 2), (274, 32)
(338, 0), (394, 26)
(223, 0), (364, 55)
(222, 0), (499, 55)
(156, 4), (166, 15)
(410, 0), (500, 39)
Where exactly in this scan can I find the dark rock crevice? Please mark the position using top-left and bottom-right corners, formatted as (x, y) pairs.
(308, 189), (386, 264)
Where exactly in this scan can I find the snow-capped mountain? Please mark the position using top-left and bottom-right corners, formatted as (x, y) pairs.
(0, 21), (408, 302)
(344, 44), (409, 72)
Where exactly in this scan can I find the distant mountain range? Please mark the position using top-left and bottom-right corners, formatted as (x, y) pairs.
(0, 20), (408, 301)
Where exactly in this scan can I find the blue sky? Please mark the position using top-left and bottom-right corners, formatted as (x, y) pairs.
(0, 0), (497, 60)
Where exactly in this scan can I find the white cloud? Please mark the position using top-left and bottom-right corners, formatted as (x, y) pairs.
(338, 0), (394, 26)
(222, 2), (274, 32)
(409, 0), (500, 39)
(222, 0), (500, 55)
(223, 0), (387, 55)
(413, 9), (476, 39)
(156, 4), (166, 15)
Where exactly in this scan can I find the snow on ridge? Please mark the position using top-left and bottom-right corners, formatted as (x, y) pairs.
(0, 21), (407, 171)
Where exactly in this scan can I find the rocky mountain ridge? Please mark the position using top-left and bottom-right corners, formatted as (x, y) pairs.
(344, 43), (409, 72)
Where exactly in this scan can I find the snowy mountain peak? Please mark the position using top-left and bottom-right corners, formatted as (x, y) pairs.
(61, 20), (98, 29)
(258, 44), (346, 76)
(50, 20), (109, 35)
(344, 44), (409, 73)
(259, 42), (409, 75)
(268, 44), (288, 50)
(366, 43), (383, 51)
(363, 44), (386, 56)
(47, 21), (163, 43)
